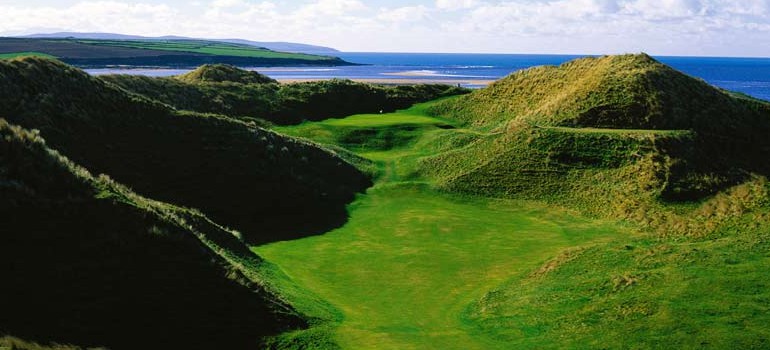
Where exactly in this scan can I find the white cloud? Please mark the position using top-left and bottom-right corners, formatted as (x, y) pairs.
(623, 0), (705, 20)
(211, 0), (246, 8)
(435, 0), (480, 10)
(378, 5), (430, 23)
(0, 1), (179, 35)
(453, 0), (770, 37)
(0, 0), (769, 56)
(296, 0), (367, 16)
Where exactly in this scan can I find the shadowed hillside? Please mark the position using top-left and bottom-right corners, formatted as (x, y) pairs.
(0, 57), (371, 244)
(423, 54), (770, 233)
(0, 119), (304, 349)
(101, 68), (469, 125)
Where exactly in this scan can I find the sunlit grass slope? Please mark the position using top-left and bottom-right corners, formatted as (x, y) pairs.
(466, 206), (770, 349)
(429, 53), (770, 132)
(423, 54), (770, 231)
(257, 185), (626, 349)
(257, 102), (632, 349)
(413, 54), (770, 348)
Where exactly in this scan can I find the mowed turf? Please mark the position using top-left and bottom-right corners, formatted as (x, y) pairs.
(256, 102), (631, 349)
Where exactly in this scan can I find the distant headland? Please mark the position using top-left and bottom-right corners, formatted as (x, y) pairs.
(0, 33), (355, 68)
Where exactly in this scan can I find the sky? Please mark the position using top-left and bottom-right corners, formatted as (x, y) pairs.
(1, 0), (769, 56)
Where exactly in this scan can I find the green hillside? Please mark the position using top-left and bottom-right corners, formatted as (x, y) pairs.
(0, 38), (351, 68)
(0, 119), (304, 349)
(430, 54), (770, 130)
(0, 57), (371, 244)
(76, 39), (332, 60)
(425, 54), (770, 206)
(101, 70), (469, 125)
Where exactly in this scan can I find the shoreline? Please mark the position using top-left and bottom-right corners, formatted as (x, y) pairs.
(276, 77), (495, 86)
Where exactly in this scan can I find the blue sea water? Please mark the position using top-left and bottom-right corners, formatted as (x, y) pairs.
(86, 53), (770, 101)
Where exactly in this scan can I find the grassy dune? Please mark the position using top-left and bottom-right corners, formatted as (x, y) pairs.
(425, 54), (770, 222)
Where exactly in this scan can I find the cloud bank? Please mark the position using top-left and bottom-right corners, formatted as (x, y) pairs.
(1, 0), (768, 56)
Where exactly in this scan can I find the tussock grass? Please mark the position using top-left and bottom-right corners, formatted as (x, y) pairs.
(424, 53), (770, 226)
(430, 54), (770, 131)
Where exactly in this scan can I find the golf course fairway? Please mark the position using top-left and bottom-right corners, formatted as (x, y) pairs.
(254, 103), (633, 349)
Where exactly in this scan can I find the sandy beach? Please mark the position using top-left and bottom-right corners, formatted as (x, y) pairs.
(276, 77), (495, 86)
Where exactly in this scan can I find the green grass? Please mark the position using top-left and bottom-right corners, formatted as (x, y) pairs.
(256, 185), (627, 349)
(0, 51), (56, 59)
(258, 95), (770, 348)
(257, 101), (632, 349)
(423, 53), (770, 217)
(320, 113), (453, 128)
(77, 39), (333, 60)
(539, 125), (692, 136)
(466, 210), (770, 349)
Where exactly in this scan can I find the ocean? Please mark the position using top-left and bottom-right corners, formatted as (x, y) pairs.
(86, 53), (770, 101)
